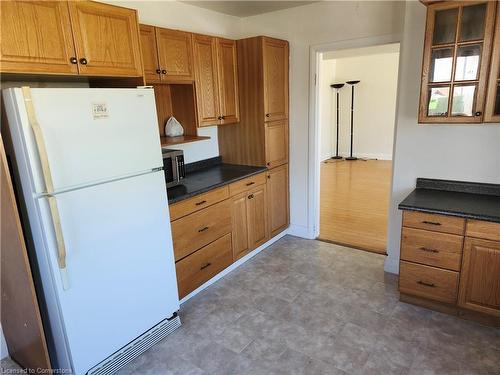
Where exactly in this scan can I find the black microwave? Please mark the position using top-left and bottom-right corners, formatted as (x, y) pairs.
(162, 149), (185, 187)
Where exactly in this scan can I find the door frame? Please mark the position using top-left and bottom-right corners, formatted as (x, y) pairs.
(307, 34), (402, 239)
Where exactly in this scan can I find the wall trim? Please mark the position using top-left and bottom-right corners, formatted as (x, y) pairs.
(384, 256), (399, 274)
(179, 230), (289, 304)
(308, 33), (403, 240)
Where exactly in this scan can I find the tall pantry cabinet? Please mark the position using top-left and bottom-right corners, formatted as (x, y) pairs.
(218, 36), (289, 237)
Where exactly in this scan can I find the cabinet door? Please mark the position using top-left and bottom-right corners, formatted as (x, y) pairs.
(266, 164), (289, 237)
(232, 193), (249, 260)
(68, 1), (143, 77)
(265, 120), (288, 168)
(263, 37), (289, 122)
(140, 24), (161, 83)
(193, 34), (220, 126)
(418, 1), (496, 123)
(485, 5), (500, 122)
(0, 1), (77, 74)
(247, 185), (268, 250)
(217, 38), (240, 125)
(156, 28), (194, 81)
(458, 237), (500, 317)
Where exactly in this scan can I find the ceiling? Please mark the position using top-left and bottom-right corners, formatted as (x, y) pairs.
(182, 1), (318, 17)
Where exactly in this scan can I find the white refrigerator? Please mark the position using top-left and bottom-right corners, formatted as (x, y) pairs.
(3, 87), (181, 375)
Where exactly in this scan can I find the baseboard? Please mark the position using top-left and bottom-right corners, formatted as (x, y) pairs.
(384, 256), (399, 274)
(287, 224), (315, 239)
(179, 229), (289, 304)
(332, 153), (392, 161)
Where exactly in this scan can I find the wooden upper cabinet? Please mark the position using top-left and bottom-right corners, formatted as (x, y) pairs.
(140, 24), (161, 83)
(156, 28), (194, 81)
(266, 164), (289, 237)
(484, 5), (500, 122)
(263, 37), (289, 122)
(193, 34), (220, 126)
(418, 1), (496, 123)
(217, 38), (240, 125)
(265, 120), (288, 168)
(0, 1), (78, 74)
(459, 237), (500, 317)
(68, 1), (142, 77)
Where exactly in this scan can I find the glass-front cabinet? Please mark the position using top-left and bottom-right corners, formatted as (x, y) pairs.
(485, 2), (500, 122)
(418, 1), (497, 123)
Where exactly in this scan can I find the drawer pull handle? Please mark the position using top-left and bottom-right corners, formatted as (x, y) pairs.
(200, 262), (212, 270)
(195, 200), (207, 206)
(246, 182), (255, 186)
(198, 226), (209, 233)
(419, 247), (439, 253)
(417, 280), (436, 288)
(421, 220), (442, 226)
(248, 194), (254, 199)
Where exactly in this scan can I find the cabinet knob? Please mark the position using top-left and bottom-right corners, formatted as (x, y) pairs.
(221, 115), (226, 120)
(218, 116), (223, 120)
(266, 162), (270, 166)
(265, 113), (271, 118)
(79, 58), (88, 65)
(248, 194), (254, 199)
(162, 69), (167, 74)
(69, 57), (78, 64)
(475, 111), (482, 117)
(156, 69), (161, 74)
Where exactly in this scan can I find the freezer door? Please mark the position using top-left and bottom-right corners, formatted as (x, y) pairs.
(12, 88), (163, 194)
(37, 171), (179, 375)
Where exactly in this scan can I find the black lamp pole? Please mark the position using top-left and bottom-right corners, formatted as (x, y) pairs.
(330, 83), (344, 160)
(345, 80), (360, 161)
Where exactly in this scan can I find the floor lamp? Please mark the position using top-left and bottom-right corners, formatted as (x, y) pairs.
(330, 83), (345, 160)
(346, 80), (360, 161)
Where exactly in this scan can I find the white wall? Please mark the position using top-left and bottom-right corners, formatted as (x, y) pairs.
(107, 0), (245, 163)
(384, 1), (500, 273)
(319, 47), (399, 161)
(240, 1), (405, 236)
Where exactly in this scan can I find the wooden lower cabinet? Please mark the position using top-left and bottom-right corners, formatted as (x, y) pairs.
(175, 234), (232, 299)
(267, 164), (289, 237)
(399, 209), (500, 324)
(458, 237), (500, 317)
(231, 184), (268, 260)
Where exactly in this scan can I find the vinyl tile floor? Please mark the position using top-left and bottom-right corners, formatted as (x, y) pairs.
(2, 236), (500, 374)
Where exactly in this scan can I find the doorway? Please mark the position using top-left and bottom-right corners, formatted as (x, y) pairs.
(315, 42), (400, 254)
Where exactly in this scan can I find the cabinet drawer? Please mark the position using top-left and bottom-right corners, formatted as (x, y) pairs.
(399, 261), (459, 304)
(403, 211), (465, 235)
(171, 200), (232, 261)
(229, 173), (266, 196)
(169, 186), (229, 221)
(466, 220), (500, 242)
(176, 233), (232, 298)
(400, 227), (463, 271)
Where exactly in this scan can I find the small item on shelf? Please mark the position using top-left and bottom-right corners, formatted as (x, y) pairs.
(165, 116), (184, 137)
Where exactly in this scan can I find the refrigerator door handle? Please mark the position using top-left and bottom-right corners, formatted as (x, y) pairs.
(23, 87), (70, 290)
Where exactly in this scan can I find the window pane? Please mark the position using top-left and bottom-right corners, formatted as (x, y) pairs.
(427, 86), (450, 116)
(451, 85), (476, 116)
(433, 8), (458, 45)
(455, 44), (481, 81)
(429, 48), (453, 82)
(495, 83), (500, 115)
(459, 3), (486, 42)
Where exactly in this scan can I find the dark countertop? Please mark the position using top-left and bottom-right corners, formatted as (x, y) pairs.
(167, 159), (267, 204)
(399, 178), (500, 223)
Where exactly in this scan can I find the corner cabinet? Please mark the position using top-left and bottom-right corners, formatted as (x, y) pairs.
(418, 1), (497, 123)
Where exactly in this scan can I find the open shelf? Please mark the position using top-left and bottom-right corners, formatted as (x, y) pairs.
(160, 135), (210, 146)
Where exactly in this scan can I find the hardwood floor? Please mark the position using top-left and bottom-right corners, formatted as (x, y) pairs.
(319, 159), (392, 254)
